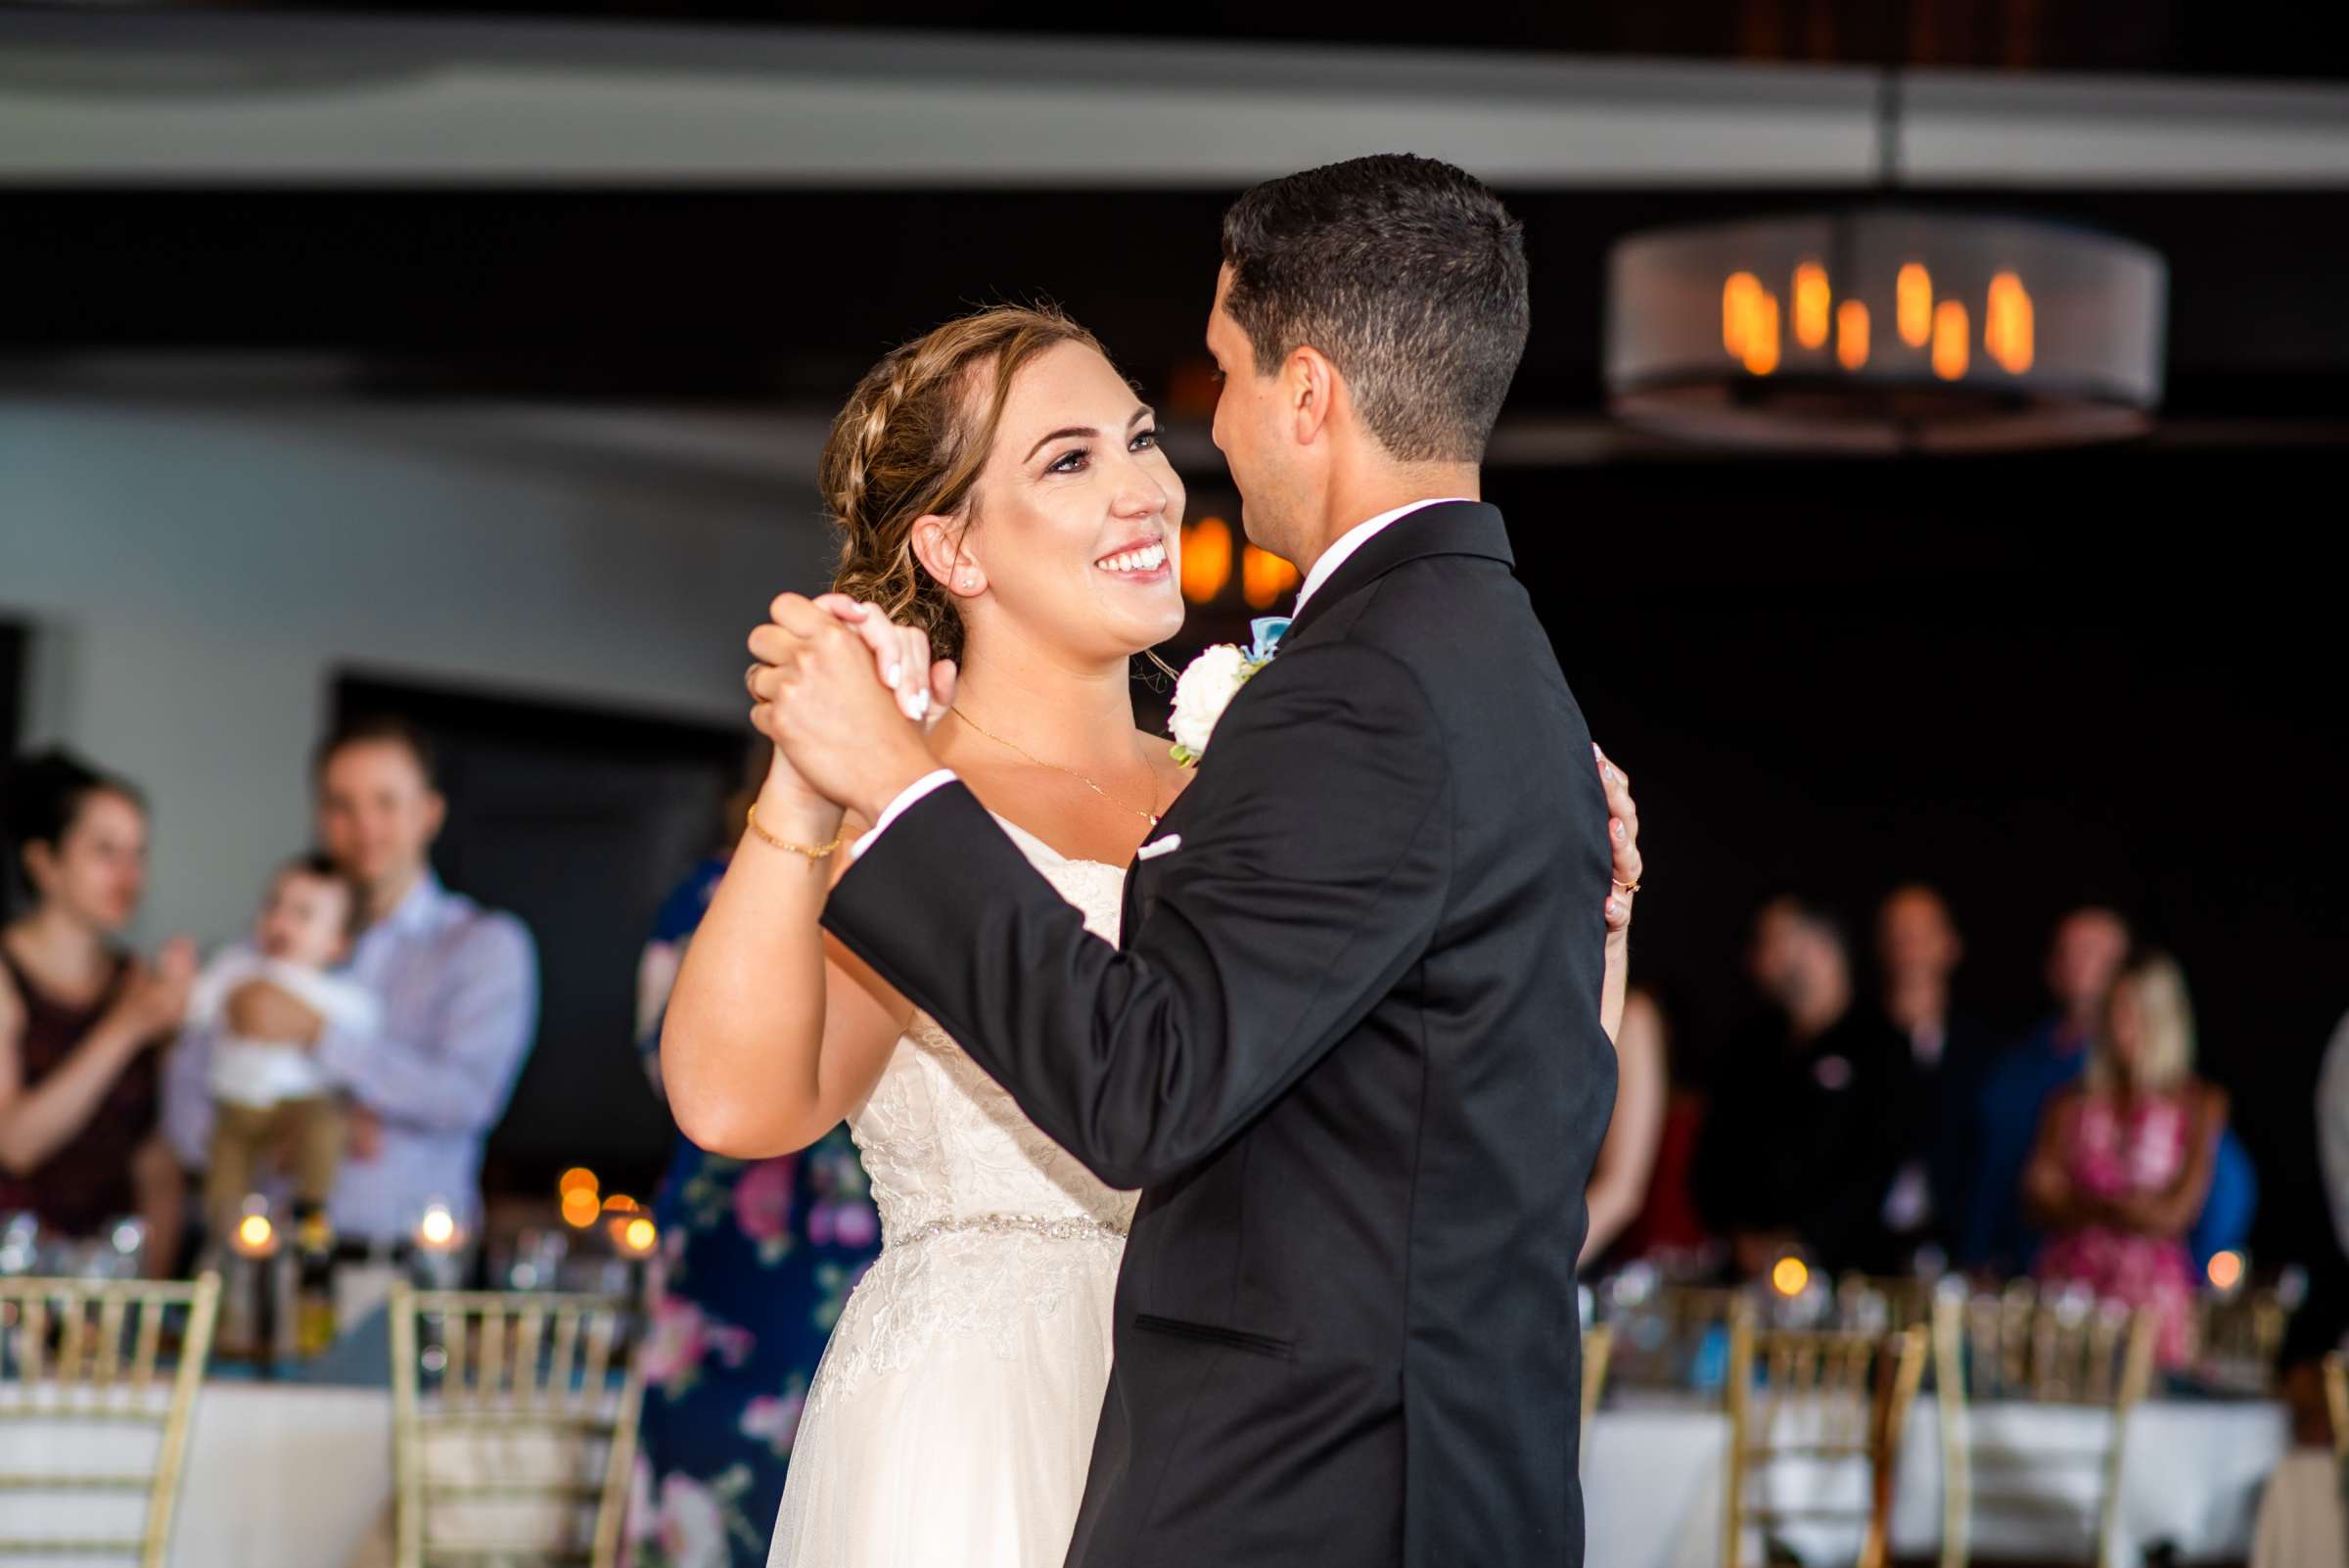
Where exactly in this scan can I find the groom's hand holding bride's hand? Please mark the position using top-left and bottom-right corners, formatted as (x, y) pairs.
(747, 592), (957, 828)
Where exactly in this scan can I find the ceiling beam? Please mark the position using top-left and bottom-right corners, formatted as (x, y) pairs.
(6, 13), (2340, 189)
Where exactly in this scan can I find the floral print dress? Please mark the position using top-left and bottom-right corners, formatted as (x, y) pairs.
(2034, 1090), (2199, 1368)
(627, 858), (884, 1568)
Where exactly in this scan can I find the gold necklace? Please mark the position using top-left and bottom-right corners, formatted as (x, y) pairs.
(948, 706), (1162, 826)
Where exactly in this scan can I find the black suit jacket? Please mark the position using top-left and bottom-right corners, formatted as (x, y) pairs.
(824, 502), (1617, 1567)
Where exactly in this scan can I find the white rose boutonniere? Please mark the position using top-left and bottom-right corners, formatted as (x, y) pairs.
(1168, 617), (1289, 766)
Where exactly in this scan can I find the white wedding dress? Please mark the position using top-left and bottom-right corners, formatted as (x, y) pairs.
(768, 819), (1136, 1568)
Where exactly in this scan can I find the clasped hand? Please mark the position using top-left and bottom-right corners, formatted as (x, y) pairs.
(746, 594), (958, 827)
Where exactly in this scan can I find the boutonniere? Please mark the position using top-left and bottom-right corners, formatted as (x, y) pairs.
(1168, 617), (1289, 766)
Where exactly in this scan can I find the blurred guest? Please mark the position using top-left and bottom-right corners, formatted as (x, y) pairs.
(2025, 952), (2225, 1367)
(628, 782), (882, 1567)
(167, 716), (537, 1246)
(2279, 1003), (2349, 1445)
(1696, 898), (1911, 1279)
(1967, 907), (2255, 1273)
(1963, 907), (2133, 1271)
(1610, 985), (1714, 1269)
(0, 751), (194, 1272)
(1874, 884), (1996, 1270)
(1582, 984), (1667, 1264)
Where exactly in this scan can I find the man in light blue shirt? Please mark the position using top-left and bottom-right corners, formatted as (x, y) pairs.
(167, 717), (538, 1245)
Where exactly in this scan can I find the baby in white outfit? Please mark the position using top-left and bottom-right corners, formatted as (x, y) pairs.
(196, 854), (379, 1238)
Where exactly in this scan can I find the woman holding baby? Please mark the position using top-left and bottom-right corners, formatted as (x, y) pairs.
(0, 749), (194, 1275)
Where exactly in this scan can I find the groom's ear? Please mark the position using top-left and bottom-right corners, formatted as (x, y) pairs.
(1287, 346), (1338, 446)
(912, 515), (986, 601)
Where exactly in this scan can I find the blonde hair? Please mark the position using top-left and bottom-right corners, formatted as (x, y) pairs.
(822, 303), (1113, 666)
(2089, 950), (2196, 1094)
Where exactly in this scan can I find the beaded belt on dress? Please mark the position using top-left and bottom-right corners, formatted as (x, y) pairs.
(895, 1212), (1129, 1247)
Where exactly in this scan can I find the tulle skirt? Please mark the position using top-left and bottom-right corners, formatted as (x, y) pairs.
(766, 1228), (1122, 1568)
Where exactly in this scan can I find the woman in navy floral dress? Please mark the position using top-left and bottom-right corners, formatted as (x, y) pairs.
(628, 851), (883, 1568)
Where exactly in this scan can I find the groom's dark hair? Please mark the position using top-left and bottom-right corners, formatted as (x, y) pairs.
(1220, 154), (1529, 464)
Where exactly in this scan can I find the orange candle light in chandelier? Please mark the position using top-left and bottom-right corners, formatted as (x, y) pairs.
(1836, 300), (1870, 371)
(1791, 260), (1831, 350)
(1179, 518), (1232, 604)
(1741, 289), (1780, 377)
(1722, 271), (1764, 358)
(1986, 271), (2035, 374)
(1932, 300), (1970, 380)
(1242, 546), (1301, 610)
(1897, 262), (1934, 347)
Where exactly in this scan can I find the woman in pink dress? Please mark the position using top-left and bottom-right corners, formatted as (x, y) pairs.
(2024, 951), (2228, 1366)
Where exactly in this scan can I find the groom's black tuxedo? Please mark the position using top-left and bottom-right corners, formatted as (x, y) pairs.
(824, 501), (1616, 1567)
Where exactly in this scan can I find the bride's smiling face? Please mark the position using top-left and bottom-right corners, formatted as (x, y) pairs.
(919, 341), (1186, 665)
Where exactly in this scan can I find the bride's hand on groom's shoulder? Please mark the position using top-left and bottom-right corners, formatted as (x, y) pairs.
(746, 593), (956, 822)
(1595, 744), (1641, 944)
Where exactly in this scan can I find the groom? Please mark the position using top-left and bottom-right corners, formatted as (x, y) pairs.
(762, 155), (1625, 1566)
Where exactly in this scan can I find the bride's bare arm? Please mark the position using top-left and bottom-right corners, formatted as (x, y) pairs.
(664, 757), (912, 1159)
(667, 603), (947, 1159)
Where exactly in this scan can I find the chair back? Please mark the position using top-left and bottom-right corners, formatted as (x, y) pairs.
(1722, 1320), (1927, 1568)
(0, 1271), (222, 1567)
(1581, 1322), (1614, 1447)
(1833, 1273), (1939, 1335)
(389, 1284), (645, 1568)
(1608, 1284), (1754, 1392)
(1933, 1284), (2156, 1568)
(2188, 1287), (2285, 1393)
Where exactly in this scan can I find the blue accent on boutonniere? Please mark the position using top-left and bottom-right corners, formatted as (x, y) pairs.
(1248, 618), (1291, 664)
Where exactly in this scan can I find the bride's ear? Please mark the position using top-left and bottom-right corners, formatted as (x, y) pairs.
(912, 516), (986, 601)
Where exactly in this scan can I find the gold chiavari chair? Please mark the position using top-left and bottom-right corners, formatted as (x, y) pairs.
(1834, 1274), (1940, 1335)
(2189, 1287), (2286, 1392)
(1581, 1322), (1614, 1446)
(2324, 1352), (2348, 1464)
(390, 1284), (645, 1568)
(0, 1271), (222, 1567)
(1722, 1319), (1927, 1568)
(1934, 1283), (2157, 1568)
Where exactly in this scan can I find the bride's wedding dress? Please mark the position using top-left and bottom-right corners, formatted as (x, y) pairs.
(768, 818), (1134, 1567)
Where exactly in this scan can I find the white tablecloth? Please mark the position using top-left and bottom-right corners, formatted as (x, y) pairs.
(0, 1383), (391, 1568)
(1585, 1395), (2291, 1568)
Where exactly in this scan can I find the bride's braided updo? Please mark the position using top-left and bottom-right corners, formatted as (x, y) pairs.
(824, 304), (1112, 666)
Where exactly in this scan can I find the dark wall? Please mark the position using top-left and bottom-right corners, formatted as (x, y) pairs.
(1496, 443), (2348, 1271)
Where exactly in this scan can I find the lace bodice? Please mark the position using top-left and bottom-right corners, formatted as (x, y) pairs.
(846, 818), (1137, 1242)
(800, 821), (1136, 1418)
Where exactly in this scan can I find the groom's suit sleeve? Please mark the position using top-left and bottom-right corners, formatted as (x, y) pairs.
(822, 640), (1451, 1190)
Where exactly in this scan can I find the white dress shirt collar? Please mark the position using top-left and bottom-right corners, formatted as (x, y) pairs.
(1292, 497), (1474, 615)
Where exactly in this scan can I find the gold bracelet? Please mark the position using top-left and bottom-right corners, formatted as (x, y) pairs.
(745, 802), (847, 862)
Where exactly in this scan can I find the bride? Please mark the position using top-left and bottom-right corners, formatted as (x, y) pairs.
(661, 303), (1636, 1566)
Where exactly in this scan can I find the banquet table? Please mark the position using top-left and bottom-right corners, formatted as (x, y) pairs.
(1583, 1392), (2291, 1568)
(3, 1366), (2298, 1568)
